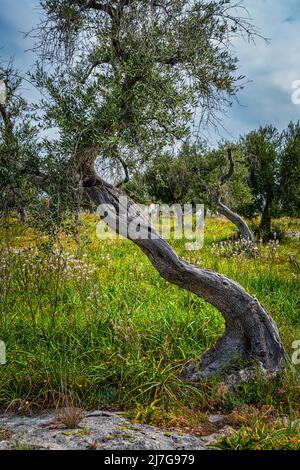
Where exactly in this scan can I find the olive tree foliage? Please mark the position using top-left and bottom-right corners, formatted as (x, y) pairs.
(30, 0), (259, 175)
(239, 123), (300, 235)
(27, 0), (287, 379)
(0, 63), (40, 222)
(0, 64), (79, 236)
(240, 125), (283, 237)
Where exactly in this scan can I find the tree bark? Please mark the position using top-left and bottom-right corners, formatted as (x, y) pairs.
(259, 198), (272, 238)
(82, 170), (287, 382)
(216, 198), (254, 242)
(18, 207), (26, 223)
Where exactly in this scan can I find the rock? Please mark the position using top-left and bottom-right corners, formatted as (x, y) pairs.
(0, 411), (209, 450)
(207, 414), (226, 425)
(200, 425), (235, 446)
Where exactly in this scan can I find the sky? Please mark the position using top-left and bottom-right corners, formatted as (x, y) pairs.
(0, 0), (300, 144)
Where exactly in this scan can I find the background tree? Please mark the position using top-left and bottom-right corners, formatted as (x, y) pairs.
(280, 121), (300, 217)
(240, 125), (282, 238)
(132, 142), (254, 240)
(211, 145), (254, 241)
(0, 64), (39, 222)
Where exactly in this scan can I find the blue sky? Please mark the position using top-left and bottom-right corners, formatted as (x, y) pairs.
(1, 0), (300, 144)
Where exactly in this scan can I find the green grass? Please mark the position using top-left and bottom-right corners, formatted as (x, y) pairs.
(217, 423), (300, 450)
(0, 215), (300, 449)
(216, 407), (300, 450)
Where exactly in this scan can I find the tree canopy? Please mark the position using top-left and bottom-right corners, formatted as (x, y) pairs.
(31, 1), (257, 169)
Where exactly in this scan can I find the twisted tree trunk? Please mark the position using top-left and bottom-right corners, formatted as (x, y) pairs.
(216, 197), (254, 242)
(82, 167), (287, 382)
(216, 147), (254, 242)
(259, 195), (273, 239)
(18, 207), (26, 223)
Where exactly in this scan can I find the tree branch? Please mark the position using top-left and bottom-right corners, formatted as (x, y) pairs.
(220, 147), (234, 186)
(0, 103), (14, 141)
(116, 155), (130, 187)
(216, 147), (254, 241)
(80, 59), (110, 84)
(79, 0), (114, 16)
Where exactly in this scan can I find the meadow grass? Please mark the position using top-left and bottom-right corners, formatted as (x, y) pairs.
(0, 214), (299, 449)
(217, 422), (300, 450)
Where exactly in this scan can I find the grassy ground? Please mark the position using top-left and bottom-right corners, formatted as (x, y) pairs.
(0, 215), (299, 449)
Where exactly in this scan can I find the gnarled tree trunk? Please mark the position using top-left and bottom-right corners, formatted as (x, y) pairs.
(259, 196), (272, 238)
(82, 165), (287, 382)
(18, 207), (26, 224)
(216, 147), (254, 243)
(216, 197), (254, 242)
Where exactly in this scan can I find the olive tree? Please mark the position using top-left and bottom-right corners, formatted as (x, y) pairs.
(212, 146), (254, 241)
(0, 64), (40, 222)
(280, 121), (300, 217)
(240, 125), (282, 237)
(29, 0), (286, 379)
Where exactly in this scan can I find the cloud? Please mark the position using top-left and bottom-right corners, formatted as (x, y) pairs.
(0, 0), (41, 101)
(0, 0), (39, 61)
